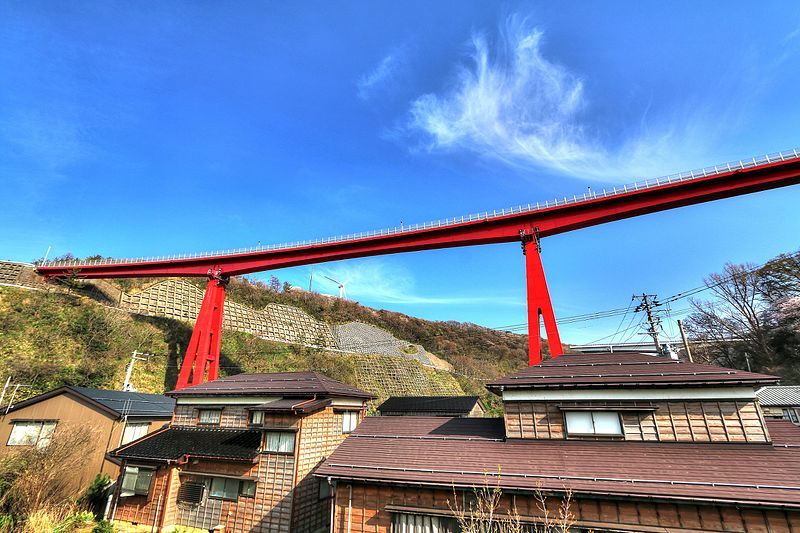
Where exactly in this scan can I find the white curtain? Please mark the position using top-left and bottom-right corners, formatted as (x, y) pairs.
(393, 513), (456, 533)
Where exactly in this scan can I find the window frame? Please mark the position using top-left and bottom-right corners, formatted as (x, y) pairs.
(264, 431), (295, 454)
(318, 478), (332, 500)
(207, 477), (256, 501)
(248, 410), (264, 426)
(342, 411), (359, 434)
(7, 420), (58, 447)
(209, 477), (240, 501)
(120, 466), (154, 497)
(564, 411), (623, 437)
(783, 408), (800, 424)
(197, 409), (222, 426)
(121, 421), (150, 445)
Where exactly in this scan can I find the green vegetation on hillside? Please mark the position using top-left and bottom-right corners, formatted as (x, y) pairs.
(0, 285), (494, 412)
(193, 275), (533, 380)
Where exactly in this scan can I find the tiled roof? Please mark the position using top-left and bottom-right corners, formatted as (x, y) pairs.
(316, 416), (800, 508)
(168, 371), (375, 399)
(757, 385), (800, 406)
(766, 418), (800, 446)
(487, 353), (779, 390)
(110, 427), (261, 462)
(71, 387), (175, 417)
(378, 396), (481, 415)
(1, 386), (174, 418)
(251, 397), (332, 414)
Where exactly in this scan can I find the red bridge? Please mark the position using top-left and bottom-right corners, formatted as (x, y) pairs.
(37, 149), (800, 388)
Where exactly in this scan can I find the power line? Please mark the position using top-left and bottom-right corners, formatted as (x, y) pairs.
(491, 249), (800, 333)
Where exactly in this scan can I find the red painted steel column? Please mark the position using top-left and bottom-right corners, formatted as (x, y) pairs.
(523, 232), (563, 365)
(175, 269), (228, 389)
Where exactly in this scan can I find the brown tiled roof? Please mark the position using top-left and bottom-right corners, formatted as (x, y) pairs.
(766, 418), (800, 447)
(487, 353), (779, 391)
(251, 397), (332, 414)
(316, 417), (800, 508)
(168, 371), (375, 399)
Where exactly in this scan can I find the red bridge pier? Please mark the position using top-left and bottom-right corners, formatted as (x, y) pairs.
(522, 231), (563, 365)
(175, 268), (228, 389)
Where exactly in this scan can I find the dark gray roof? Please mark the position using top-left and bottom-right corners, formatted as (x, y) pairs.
(111, 427), (261, 462)
(488, 353), (779, 391)
(70, 387), (175, 417)
(757, 385), (800, 406)
(1, 386), (174, 419)
(378, 396), (481, 415)
(168, 371), (375, 399)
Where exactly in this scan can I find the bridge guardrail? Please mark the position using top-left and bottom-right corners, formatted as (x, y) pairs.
(39, 148), (800, 268)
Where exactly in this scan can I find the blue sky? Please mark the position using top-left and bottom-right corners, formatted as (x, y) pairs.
(2, 2), (800, 344)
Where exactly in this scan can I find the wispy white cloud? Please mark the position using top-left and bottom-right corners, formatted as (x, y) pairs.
(306, 261), (523, 307)
(357, 48), (406, 100)
(406, 15), (718, 182)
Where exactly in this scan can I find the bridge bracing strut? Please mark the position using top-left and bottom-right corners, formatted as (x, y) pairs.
(175, 268), (227, 389)
(522, 230), (563, 365)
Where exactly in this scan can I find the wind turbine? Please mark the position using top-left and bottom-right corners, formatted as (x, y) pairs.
(323, 275), (347, 299)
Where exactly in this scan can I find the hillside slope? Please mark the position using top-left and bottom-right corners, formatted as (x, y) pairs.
(0, 284), (501, 412)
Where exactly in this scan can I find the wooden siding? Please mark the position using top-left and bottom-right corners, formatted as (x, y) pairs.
(292, 407), (363, 533)
(113, 465), (171, 527)
(114, 405), (366, 532)
(504, 400), (771, 443)
(0, 392), (166, 493)
(332, 481), (800, 533)
(172, 404), (300, 429)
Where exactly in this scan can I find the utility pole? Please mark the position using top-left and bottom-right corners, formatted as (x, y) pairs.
(634, 293), (664, 356)
(122, 351), (151, 392)
(677, 320), (693, 362)
(0, 376), (11, 409)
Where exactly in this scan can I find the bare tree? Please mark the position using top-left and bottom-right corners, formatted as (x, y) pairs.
(684, 263), (774, 370)
(0, 423), (99, 519)
(448, 475), (575, 533)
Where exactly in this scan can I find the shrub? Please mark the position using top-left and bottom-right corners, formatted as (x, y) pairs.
(0, 514), (14, 533)
(92, 519), (115, 533)
(80, 473), (111, 518)
(53, 511), (94, 533)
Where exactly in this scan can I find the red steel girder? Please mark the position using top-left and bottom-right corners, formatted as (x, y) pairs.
(174, 270), (227, 389)
(36, 158), (800, 280)
(522, 231), (563, 365)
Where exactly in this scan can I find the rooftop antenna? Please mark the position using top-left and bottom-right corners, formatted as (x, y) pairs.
(323, 275), (347, 299)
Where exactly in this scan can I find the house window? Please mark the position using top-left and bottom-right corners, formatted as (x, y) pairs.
(7, 421), (57, 448)
(782, 408), (800, 424)
(342, 411), (359, 434)
(121, 422), (150, 445)
(392, 513), (458, 533)
(241, 480), (256, 498)
(565, 411), (623, 436)
(264, 431), (295, 453)
(210, 477), (240, 500)
(198, 409), (221, 425)
(208, 477), (256, 500)
(120, 466), (154, 497)
(248, 410), (264, 425)
(319, 479), (331, 500)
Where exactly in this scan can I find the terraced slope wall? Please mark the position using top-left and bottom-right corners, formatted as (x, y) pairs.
(1, 262), (445, 368)
(120, 279), (337, 347)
